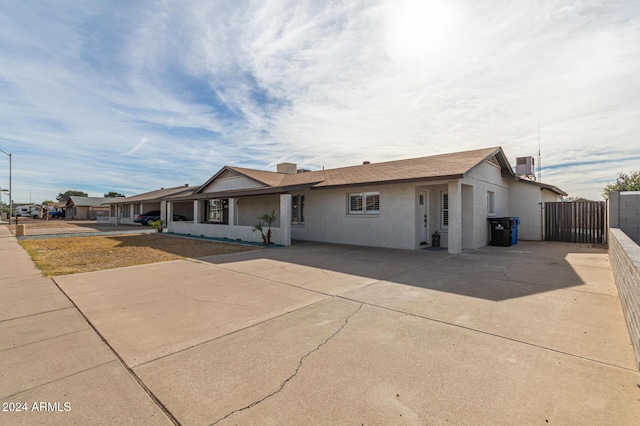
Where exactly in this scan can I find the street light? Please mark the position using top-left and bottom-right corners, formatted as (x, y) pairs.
(0, 149), (12, 226)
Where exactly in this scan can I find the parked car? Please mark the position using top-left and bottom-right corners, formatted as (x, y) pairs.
(134, 211), (185, 226)
(49, 211), (64, 218)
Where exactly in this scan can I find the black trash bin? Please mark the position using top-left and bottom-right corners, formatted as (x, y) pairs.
(488, 217), (514, 247)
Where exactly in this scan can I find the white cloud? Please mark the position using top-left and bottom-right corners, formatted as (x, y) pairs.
(0, 0), (638, 203)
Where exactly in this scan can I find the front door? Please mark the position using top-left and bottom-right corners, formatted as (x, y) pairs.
(418, 191), (428, 245)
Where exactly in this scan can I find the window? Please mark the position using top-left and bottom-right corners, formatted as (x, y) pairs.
(122, 204), (130, 218)
(348, 192), (379, 215)
(292, 195), (305, 224)
(487, 191), (496, 216)
(205, 199), (225, 223)
(441, 192), (449, 228)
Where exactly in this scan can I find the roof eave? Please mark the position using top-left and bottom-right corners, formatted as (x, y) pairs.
(167, 183), (319, 201)
(309, 174), (465, 190)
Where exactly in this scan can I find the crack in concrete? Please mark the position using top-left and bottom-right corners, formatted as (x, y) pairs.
(210, 303), (363, 425)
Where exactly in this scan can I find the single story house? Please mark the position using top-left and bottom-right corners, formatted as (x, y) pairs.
(45, 202), (66, 214)
(163, 146), (566, 254)
(65, 196), (112, 220)
(104, 185), (193, 225)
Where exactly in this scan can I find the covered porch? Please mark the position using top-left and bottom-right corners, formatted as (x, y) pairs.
(167, 193), (292, 246)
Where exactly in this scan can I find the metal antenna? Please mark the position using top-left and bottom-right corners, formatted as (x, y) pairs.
(538, 124), (542, 182)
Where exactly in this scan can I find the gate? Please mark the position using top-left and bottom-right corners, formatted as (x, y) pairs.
(544, 201), (607, 244)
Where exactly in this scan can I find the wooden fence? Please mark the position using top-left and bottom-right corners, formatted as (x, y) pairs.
(544, 201), (607, 244)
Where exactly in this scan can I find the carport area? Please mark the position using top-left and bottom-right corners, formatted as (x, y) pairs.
(45, 240), (640, 424)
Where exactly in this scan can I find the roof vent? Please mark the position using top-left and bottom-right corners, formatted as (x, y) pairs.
(363, 161), (371, 165)
(277, 163), (297, 175)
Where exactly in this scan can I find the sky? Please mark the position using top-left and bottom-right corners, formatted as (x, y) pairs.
(0, 0), (638, 204)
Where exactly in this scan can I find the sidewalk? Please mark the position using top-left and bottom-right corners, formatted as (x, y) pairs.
(0, 225), (174, 425)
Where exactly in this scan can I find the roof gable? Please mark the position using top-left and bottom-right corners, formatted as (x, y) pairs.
(196, 166), (286, 194)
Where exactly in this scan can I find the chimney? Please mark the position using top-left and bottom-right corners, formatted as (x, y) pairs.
(363, 161), (371, 165)
(185, 184), (189, 187)
(277, 162), (297, 174)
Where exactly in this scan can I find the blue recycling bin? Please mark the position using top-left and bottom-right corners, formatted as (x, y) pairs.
(512, 216), (520, 245)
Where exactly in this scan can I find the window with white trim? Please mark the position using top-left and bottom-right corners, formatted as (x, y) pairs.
(348, 192), (380, 215)
(441, 192), (449, 228)
(487, 191), (496, 217)
(205, 199), (225, 223)
(292, 195), (305, 224)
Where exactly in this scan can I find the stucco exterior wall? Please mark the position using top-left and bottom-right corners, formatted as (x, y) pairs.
(291, 183), (417, 250)
(464, 161), (510, 248)
(508, 182), (543, 240)
(235, 195), (281, 227)
(169, 221), (288, 246)
(508, 180), (562, 241)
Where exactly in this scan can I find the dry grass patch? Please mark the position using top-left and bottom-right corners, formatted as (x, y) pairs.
(19, 234), (259, 277)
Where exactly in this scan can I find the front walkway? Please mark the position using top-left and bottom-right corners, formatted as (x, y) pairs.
(2, 224), (639, 424)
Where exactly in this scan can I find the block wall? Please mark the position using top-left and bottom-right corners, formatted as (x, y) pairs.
(609, 228), (640, 371)
(610, 191), (640, 244)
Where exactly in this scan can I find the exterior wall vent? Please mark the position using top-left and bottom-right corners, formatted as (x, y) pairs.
(515, 156), (535, 178)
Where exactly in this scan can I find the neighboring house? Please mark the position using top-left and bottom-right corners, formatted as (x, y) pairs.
(104, 185), (193, 225)
(65, 197), (112, 220)
(164, 146), (566, 254)
(46, 202), (66, 213)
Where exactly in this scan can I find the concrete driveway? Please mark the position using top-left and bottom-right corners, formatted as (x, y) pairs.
(53, 241), (639, 425)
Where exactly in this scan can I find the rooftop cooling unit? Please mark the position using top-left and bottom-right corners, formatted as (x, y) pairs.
(515, 156), (535, 177)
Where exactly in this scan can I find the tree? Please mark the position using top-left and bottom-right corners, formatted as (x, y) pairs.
(41, 200), (55, 205)
(56, 190), (88, 203)
(104, 191), (125, 198)
(603, 171), (640, 198)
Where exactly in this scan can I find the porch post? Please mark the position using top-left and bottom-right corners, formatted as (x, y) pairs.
(280, 194), (292, 246)
(448, 180), (462, 254)
(228, 198), (236, 225)
(193, 200), (202, 224)
(165, 202), (171, 231)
